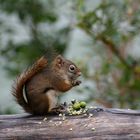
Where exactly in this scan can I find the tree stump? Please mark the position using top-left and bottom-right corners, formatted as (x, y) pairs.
(0, 108), (140, 140)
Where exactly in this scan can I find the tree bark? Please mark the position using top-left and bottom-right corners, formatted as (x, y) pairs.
(0, 108), (140, 140)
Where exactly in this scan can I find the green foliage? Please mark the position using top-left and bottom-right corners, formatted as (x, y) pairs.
(0, 0), (140, 111)
(76, 0), (140, 109)
(0, 0), (57, 23)
(0, 0), (70, 76)
(0, 108), (16, 115)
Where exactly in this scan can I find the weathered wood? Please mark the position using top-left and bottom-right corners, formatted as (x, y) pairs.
(0, 108), (140, 140)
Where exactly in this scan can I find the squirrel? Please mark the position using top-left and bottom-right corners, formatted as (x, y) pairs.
(12, 54), (81, 115)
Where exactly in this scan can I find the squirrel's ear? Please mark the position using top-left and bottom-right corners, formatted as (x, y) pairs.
(56, 55), (64, 68)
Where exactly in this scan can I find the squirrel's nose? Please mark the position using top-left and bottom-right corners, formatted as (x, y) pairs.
(77, 72), (82, 76)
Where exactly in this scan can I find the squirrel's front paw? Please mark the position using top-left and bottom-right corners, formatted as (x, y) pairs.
(72, 80), (81, 86)
(50, 104), (67, 114)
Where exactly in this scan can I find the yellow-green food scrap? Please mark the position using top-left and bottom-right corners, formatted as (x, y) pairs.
(80, 101), (86, 108)
(67, 100), (88, 115)
(72, 102), (81, 110)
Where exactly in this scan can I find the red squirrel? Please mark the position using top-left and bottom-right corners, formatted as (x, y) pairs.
(12, 55), (81, 115)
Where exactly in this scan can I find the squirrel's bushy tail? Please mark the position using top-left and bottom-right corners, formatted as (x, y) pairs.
(12, 56), (48, 113)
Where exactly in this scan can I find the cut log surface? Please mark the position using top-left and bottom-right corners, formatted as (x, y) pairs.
(0, 108), (140, 140)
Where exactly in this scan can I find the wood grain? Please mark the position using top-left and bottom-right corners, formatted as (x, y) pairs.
(0, 108), (140, 140)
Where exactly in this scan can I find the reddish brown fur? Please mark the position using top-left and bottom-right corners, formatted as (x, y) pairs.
(12, 56), (48, 114)
(12, 55), (81, 115)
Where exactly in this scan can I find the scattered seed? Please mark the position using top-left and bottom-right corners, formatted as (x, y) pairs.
(59, 121), (62, 125)
(91, 127), (95, 131)
(88, 113), (93, 118)
(89, 106), (94, 109)
(38, 122), (42, 124)
(83, 113), (88, 116)
(43, 117), (48, 121)
(59, 113), (62, 117)
(62, 116), (66, 121)
(84, 124), (88, 127)
(69, 128), (73, 131)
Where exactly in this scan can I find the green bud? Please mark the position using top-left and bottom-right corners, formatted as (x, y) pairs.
(80, 101), (86, 108)
(72, 102), (81, 110)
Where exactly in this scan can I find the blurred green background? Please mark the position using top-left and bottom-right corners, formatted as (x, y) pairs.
(0, 0), (140, 114)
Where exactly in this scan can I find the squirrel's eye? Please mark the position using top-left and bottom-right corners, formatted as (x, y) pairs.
(69, 65), (75, 72)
